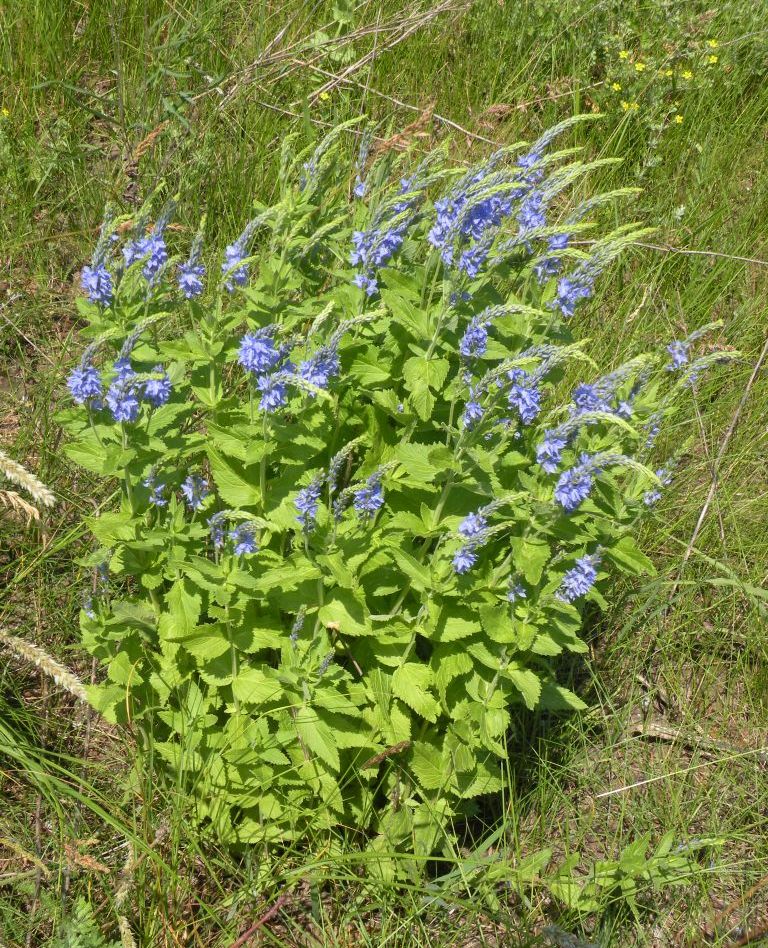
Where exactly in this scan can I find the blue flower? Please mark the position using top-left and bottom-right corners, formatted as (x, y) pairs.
(459, 512), (487, 538)
(643, 467), (673, 506)
(178, 260), (205, 299)
(507, 580), (527, 603)
(298, 349), (340, 391)
(123, 232), (167, 282)
(666, 340), (689, 370)
(517, 190), (546, 239)
(536, 431), (568, 473)
(557, 552), (601, 602)
(256, 373), (289, 412)
(507, 368), (541, 424)
(459, 317), (489, 359)
(534, 233), (570, 283)
(143, 474), (168, 507)
(457, 239), (492, 278)
(453, 546), (478, 574)
(81, 264), (113, 306)
(238, 331), (280, 374)
(571, 383), (608, 415)
(554, 460), (594, 512)
(516, 149), (543, 184)
(68, 363), (102, 405)
(181, 474), (209, 510)
(143, 367), (172, 407)
(295, 478), (323, 531)
(353, 475), (384, 518)
(223, 241), (249, 290)
(106, 380), (140, 423)
(553, 275), (593, 318)
(350, 217), (410, 296)
(113, 357), (135, 381)
(208, 511), (226, 548)
(462, 397), (485, 429)
(230, 522), (257, 555)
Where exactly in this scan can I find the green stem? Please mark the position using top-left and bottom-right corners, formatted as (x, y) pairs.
(121, 426), (135, 514)
(260, 414), (268, 509)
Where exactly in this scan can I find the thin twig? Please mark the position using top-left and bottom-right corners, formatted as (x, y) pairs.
(633, 241), (768, 269)
(229, 891), (291, 948)
(289, 58), (501, 145)
(594, 746), (767, 800)
(705, 871), (768, 944)
(304, 1), (469, 105)
(678, 333), (768, 573)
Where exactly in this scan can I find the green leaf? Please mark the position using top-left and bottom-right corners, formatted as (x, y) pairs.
(410, 741), (445, 789)
(349, 349), (392, 385)
(206, 447), (261, 507)
(409, 382), (434, 421)
(511, 536), (551, 585)
(64, 438), (122, 475)
(433, 609), (480, 643)
(294, 707), (340, 771)
(539, 680), (587, 711)
(403, 355), (450, 393)
(394, 443), (443, 482)
(392, 663), (440, 722)
(479, 605), (518, 644)
(318, 589), (371, 636)
(232, 667), (282, 705)
(159, 579), (201, 640)
(504, 663), (541, 710)
(389, 548), (430, 592)
(606, 536), (656, 576)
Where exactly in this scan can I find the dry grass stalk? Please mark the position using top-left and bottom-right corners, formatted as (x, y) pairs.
(118, 916), (137, 948)
(371, 104), (434, 155)
(0, 449), (55, 508)
(0, 489), (40, 525)
(0, 630), (87, 702)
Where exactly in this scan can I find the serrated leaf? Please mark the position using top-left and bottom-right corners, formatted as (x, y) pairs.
(294, 707), (340, 771)
(159, 579), (201, 640)
(403, 355), (450, 393)
(392, 663), (439, 722)
(410, 741), (445, 789)
(349, 349), (391, 385)
(539, 680), (587, 711)
(389, 547), (430, 592)
(232, 667), (282, 705)
(511, 536), (550, 585)
(206, 447), (261, 507)
(318, 589), (371, 636)
(505, 664), (542, 710)
(479, 605), (518, 644)
(606, 536), (656, 576)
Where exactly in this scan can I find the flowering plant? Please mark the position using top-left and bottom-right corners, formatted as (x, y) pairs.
(60, 117), (733, 867)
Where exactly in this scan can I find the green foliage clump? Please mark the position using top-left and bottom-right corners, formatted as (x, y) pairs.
(59, 118), (734, 868)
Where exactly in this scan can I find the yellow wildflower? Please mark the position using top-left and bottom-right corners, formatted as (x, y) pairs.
(707, 39), (718, 48)
(664, 69), (674, 77)
(611, 82), (622, 91)
(319, 91), (331, 101)
(682, 69), (693, 79)
(621, 100), (639, 112)
(675, 114), (684, 124)
(619, 49), (630, 60)
(0, 107), (8, 118)
(708, 54), (718, 64)
(634, 62), (647, 72)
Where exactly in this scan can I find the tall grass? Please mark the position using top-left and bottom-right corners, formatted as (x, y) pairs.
(1, 0), (767, 944)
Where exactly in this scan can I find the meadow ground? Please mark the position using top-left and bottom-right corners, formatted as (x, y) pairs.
(1, 1), (767, 945)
